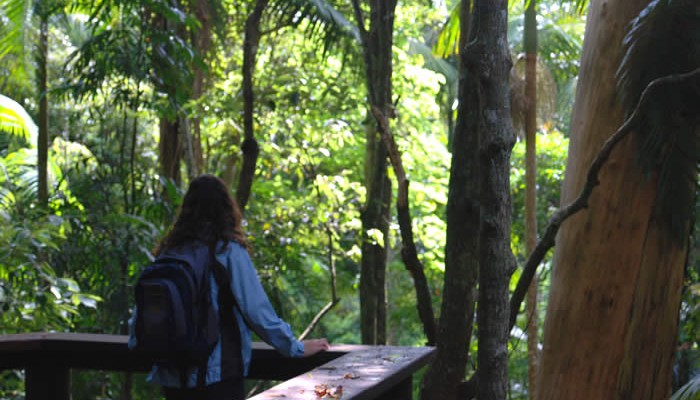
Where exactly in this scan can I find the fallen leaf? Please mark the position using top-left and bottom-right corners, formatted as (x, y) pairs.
(329, 385), (343, 399)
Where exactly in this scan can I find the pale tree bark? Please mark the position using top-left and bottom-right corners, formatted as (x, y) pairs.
(237, 0), (268, 212)
(536, 0), (688, 399)
(523, 0), (539, 397)
(353, 0), (396, 346)
(421, 1), (478, 398)
(474, 0), (516, 398)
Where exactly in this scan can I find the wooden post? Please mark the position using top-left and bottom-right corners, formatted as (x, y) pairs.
(26, 360), (70, 400)
(378, 376), (412, 400)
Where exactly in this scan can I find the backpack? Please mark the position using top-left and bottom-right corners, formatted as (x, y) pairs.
(132, 242), (242, 386)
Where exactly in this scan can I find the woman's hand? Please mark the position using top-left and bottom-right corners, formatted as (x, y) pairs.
(302, 338), (330, 357)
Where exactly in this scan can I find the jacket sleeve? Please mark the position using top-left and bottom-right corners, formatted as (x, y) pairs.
(224, 242), (305, 358)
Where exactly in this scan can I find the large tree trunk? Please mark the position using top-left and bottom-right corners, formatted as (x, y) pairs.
(237, 0), (268, 212)
(37, 14), (49, 206)
(354, 0), (396, 346)
(421, 1), (478, 398)
(536, 1), (687, 399)
(475, 0), (515, 398)
(523, 0), (539, 397)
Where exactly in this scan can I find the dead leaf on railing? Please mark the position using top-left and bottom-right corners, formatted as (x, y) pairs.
(314, 383), (343, 399)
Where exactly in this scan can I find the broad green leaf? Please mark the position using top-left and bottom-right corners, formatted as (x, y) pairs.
(0, 94), (38, 144)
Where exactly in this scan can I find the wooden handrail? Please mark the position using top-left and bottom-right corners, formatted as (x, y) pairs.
(0, 333), (435, 400)
(249, 345), (436, 400)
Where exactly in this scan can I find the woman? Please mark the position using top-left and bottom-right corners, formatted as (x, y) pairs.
(130, 174), (329, 399)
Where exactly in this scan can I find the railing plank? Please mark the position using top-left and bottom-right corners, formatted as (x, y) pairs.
(248, 346), (435, 400)
(0, 333), (435, 400)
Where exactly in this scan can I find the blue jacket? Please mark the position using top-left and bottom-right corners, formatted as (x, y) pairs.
(129, 241), (305, 387)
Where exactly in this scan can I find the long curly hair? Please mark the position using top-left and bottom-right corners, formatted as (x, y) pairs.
(154, 174), (249, 255)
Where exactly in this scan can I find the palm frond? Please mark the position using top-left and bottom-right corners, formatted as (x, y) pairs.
(0, 94), (37, 145)
(409, 39), (458, 85)
(616, 0), (700, 244)
(509, 13), (583, 86)
(510, 56), (558, 134)
(268, 0), (360, 56)
(0, 0), (33, 60)
(560, 0), (589, 15)
(58, 13), (91, 48)
(672, 375), (700, 400)
(432, 2), (460, 59)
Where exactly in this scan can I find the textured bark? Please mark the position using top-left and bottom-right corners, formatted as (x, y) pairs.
(159, 118), (182, 185)
(536, 1), (688, 399)
(475, 1), (515, 398)
(523, 0), (539, 397)
(37, 15), (49, 206)
(354, 0), (396, 346)
(237, 0), (268, 212)
(421, 1), (478, 399)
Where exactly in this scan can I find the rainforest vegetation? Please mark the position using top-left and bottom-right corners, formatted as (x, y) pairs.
(1, 0), (699, 399)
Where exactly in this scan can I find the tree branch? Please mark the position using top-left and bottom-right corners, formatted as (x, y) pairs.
(300, 222), (340, 340)
(508, 66), (700, 330)
(350, 0), (368, 42)
(237, 0), (268, 212)
(371, 105), (437, 345)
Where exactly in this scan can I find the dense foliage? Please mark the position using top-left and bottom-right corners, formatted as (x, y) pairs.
(1, 0), (698, 398)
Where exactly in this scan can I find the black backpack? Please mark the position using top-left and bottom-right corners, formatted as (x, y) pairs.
(132, 242), (242, 386)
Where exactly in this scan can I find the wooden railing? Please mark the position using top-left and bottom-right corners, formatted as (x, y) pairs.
(0, 333), (435, 400)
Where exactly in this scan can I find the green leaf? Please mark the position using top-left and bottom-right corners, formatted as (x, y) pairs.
(432, 3), (460, 59)
(0, 94), (38, 144)
(366, 228), (384, 247)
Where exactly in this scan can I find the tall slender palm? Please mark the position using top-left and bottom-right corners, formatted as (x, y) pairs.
(0, 0), (62, 206)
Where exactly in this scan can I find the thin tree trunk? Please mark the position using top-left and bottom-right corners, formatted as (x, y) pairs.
(421, 1), (478, 398)
(37, 14), (49, 206)
(159, 118), (182, 185)
(237, 0), (268, 212)
(353, 0), (396, 346)
(371, 106), (437, 346)
(182, 116), (197, 179)
(152, 10), (184, 188)
(475, 1), (515, 398)
(523, 0), (539, 397)
(535, 1), (688, 398)
(191, 0), (212, 175)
